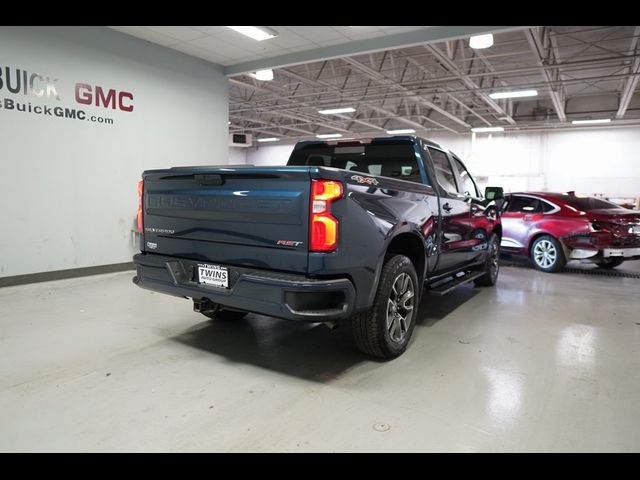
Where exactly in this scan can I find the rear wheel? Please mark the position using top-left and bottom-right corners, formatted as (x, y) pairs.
(351, 255), (418, 359)
(201, 309), (248, 321)
(530, 235), (566, 273)
(595, 258), (625, 269)
(474, 233), (500, 286)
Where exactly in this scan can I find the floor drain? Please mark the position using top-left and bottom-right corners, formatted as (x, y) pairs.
(561, 267), (640, 279)
(373, 423), (391, 432)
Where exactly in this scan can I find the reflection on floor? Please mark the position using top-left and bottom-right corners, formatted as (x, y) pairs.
(0, 266), (638, 452)
(501, 254), (640, 277)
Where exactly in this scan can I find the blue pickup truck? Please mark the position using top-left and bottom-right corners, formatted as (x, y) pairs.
(133, 136), (503, 358)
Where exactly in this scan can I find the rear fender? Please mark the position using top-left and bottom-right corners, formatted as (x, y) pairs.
(366, 226), (427, 307)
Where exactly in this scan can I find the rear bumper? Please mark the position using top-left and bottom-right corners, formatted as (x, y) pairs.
(132, 253), (356, 322)
(569, 247), (640, 260)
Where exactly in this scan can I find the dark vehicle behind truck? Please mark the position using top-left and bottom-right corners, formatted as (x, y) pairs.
(133, 136), (503, 358)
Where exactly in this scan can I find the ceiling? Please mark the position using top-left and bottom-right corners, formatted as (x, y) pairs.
(227, 26), (640, 140)
(109, 26), (640, 140)
(109, 26), (438, 67)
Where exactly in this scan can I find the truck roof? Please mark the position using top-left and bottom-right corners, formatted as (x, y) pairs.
(294, 135), (444, 151)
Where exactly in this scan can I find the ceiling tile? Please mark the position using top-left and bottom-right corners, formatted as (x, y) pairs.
(144, 26), (207, 42)
(192, 26), (229, 35)
(170, 42), (232, 65)
(109, 26), (179, 46)
(284, 26), (346, 43)
(212, 31), (292, 54)
(187, 36), (256, 59)
(267, 26), (317, 48)
(331, 26), (384, 38)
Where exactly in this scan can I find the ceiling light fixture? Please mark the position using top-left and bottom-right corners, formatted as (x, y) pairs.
(226, 26), (278, 41)
(489, 89), (538, 99)
(571, 119), (611, 125)
(318, 107), (356, 115)
(471, 126), (505, 133)
(469, 34), (494, 49)
(257, 137), (280, 142)
(249, 69), (274, 81)
(316, 133), (343, 139)
(386, 129), (416, 134)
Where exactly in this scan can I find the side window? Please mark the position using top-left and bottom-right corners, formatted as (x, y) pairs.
(506, 196), (542, 213)
(428, 148), (458, 193)
(541, 201), (556, 213)
(501, 196), (511, 212)
(451, 156), (479, 198)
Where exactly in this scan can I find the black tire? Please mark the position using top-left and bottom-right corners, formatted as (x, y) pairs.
(201, 309), (248, 321)
(595, 258), (625, 269)
(530, 235), (566, 273)
(474, 233), (500, 286)
(351, 255), (419, 359)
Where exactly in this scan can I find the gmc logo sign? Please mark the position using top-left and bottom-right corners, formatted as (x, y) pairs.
(75, 83), (134, 112)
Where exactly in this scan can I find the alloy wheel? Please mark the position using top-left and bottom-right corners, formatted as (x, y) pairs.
(489, 239), (500, 281)
(534, 239), (557, 269)
(386, 273), (415, 343)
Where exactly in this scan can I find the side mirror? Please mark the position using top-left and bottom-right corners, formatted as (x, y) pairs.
(484, 186), (504, 201)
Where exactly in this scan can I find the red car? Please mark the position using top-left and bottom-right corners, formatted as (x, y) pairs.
(500, 192), (640, 272)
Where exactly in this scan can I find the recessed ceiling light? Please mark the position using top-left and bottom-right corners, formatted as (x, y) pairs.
(318, 107), (356, 115)
(316, 133), (343, 139)
(469, 34), (494, 49)
(249, 69), (274, 81)
(226, 26), (278, 41)
(257, 137), (279, 142)
(571, 119), (611, 125)
(386, 129), (416, 134)
(471, 126), (504, 133)
(489, 90), (538, 99)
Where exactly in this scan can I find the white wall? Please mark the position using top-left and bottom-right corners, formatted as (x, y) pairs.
(245, 142), (299, 166)
(228, 147), (248, 165)
(0, 26), (229, 278)
(432, 127), (640, 198)
(244, 127), (640, 198)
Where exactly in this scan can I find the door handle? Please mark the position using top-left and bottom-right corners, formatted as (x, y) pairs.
(442, 202), (453, 212)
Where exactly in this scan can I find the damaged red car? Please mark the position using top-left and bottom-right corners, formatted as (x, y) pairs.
(500, 192), (640, 272)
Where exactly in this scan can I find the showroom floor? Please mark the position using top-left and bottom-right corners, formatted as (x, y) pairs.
(0, 265), (638, 452)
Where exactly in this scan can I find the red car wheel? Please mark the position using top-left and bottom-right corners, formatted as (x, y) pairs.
(530, 235), (566, 273)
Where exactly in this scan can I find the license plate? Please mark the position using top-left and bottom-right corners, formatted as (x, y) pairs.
(632, 226), (640, 235)
(607, 249), (624, 257)
(197, 264), (229, 288)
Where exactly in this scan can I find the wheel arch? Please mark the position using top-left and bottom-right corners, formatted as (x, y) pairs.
(365, 231), (427, 307)
(528, 231), (557, 255)
(385, 232), (427, 284)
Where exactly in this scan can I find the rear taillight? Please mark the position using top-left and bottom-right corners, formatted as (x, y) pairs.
(310, 180), (343, 252)
(137, 179), (144, 233)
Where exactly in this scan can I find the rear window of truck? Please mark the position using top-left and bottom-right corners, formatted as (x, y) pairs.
(288, 143), (428, 185)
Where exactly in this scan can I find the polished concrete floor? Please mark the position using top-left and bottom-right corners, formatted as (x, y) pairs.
(0, 265), (639, 452)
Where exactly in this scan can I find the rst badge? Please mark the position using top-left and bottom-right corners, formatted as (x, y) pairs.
(277, 240), (303, 247)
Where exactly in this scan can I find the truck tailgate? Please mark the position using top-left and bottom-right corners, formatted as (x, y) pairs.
(141, 166), (311, 273)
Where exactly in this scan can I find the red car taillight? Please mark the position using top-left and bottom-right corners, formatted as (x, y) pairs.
(137, 179), (144, 233)
(310, 180), (343, 252)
